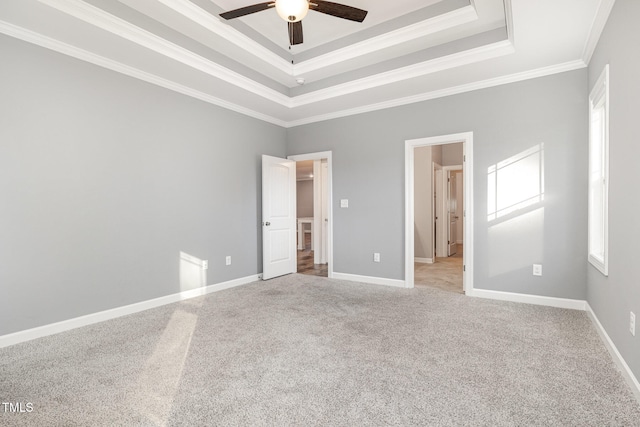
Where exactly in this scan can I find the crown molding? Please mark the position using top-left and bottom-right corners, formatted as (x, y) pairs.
(286, 59), (587, 128)
(291, 39), (515, 107)
(157, 0), (293, 76)
(1, 19), (589, 129)
(33, 0), (516, 111)
(0, 20), (287, 127)
(293, 4), (478, 76)
(581, 0), (616, 64)
(4, 2), (588, 130)
(39, 0), (292, 106)
(503, 0), (514, 44)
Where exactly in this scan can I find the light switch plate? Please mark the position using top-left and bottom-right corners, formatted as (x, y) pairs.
(340, 199), (349, 208)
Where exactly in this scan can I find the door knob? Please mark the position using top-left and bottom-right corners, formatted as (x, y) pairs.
(265, 222), (271, 226)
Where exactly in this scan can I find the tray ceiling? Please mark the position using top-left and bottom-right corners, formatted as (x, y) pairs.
(0, 0), (611, 127)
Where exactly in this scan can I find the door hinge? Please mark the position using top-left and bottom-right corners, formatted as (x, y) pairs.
(463, 155), (466, 162)
(463, 265), (466, 272)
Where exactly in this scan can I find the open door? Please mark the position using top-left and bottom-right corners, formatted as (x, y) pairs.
(448, 171), (458, 256)
(262, 155), (296, 280)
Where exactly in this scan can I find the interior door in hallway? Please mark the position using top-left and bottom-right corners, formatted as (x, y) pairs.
(448, 170), (458, 256)
(262, 155), (297, 280)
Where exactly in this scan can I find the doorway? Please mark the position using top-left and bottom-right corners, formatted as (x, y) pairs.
(289, 152), (333, 278)
(417, 160), (464, 293)
(405, 133), (474, 293)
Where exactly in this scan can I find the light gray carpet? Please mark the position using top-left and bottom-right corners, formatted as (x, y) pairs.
(1, 274), (639, 426)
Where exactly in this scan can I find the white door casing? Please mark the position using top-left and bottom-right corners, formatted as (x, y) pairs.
(321, 161), (329, 264)
(456, 171), (464, 244)
(262, 155), (297, 280)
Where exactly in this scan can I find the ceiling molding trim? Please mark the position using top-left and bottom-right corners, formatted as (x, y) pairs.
(0, 20), (287, 127)
(581, 0), (616, 64)
(157, 0), (293, 75)
(503, 0), (514, 44)
(286, 59), (587, 128)
(290, 39), (515, 107)
(292, 4), (478, 76)
(39, 0), (292, 107)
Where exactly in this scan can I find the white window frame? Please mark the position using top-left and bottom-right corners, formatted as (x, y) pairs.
(588, 64), (609, 276)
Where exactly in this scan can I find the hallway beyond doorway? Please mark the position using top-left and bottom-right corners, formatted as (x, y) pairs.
(415, 245), (463, 294)
(297, 233), (328, 277)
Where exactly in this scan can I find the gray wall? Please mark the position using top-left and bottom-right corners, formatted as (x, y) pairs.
(587, 0), (640, 381)
(296, 180), (314, 218)
(287, 69), (588, 299)
(0, 35), (286, 335)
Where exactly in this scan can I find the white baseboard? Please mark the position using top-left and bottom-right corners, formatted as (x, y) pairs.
(466, 288), (587, 310)
(0, 274), (261, 349)
(415, 257), (434, 264)
(332, 272), (406, 288)
(586, 303), (640, 402)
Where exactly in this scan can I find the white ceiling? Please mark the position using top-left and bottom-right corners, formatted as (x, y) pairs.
(214, 0), (443, 53)
(0, 0), (612, 127)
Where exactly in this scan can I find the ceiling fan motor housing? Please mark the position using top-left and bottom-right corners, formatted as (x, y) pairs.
(275, 0), (309, 23)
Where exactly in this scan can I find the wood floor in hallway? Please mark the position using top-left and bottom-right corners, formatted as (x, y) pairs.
(297, 233), (328, 277)
(415, 244), (463, 294)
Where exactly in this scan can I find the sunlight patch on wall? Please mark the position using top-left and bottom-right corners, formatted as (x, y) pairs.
(179, 251), (206, 292)
(489, 207), (544, 278)
(488, 144), (544, 221)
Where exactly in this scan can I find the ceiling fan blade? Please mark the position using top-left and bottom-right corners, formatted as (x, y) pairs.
(310, 1), (368, 22)
(288, 21), (303, 45)
(219, 2), (274, 20)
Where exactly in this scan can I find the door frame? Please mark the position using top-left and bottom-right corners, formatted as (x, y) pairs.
(288, 151), (334, 278)
(405, 133), (474, 292)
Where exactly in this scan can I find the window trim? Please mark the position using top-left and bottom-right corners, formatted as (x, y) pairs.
(588, 64), (609, 276)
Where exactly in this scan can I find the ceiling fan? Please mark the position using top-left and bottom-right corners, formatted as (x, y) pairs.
(219, 0), (368, 46)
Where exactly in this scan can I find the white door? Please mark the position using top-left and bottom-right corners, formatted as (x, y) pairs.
(320, 161), (328, 264)
(262, 155), (297, 280)
(448, 171), (458, 256)
(456, 171), (463, 245)
(434, 164), (446, 258)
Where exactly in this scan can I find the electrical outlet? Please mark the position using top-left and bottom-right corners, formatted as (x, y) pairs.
(373, 253), (380, 263)
(225, 256), (231, 266)
(202, 260), (208, 270)
(340, 199), (349, 208)
(631, 312), (636, 337)
(533, 264), (542, 276)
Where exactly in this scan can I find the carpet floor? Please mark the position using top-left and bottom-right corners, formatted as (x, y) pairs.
(1, 274), (639, 426)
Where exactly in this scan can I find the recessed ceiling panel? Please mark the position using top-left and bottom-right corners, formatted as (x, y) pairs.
(213, 0), (442, 52)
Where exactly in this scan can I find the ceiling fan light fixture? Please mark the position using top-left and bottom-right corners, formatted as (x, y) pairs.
(275, 0), (309, 22)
